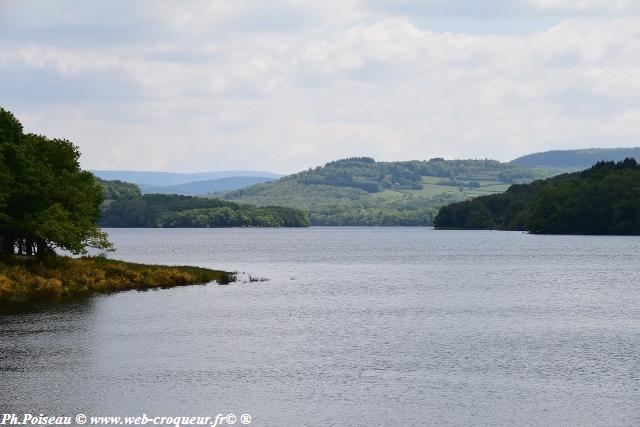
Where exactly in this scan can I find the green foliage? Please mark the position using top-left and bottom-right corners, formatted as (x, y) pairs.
(0, 109), (22, 226)
(157, 205), (309, 228)
(98, 178), (142, 200)
(434, 159), (640, 235)
(285, 157), (545, 192)
(223, 157), (551, 226)
(0, 109), (23, 144)
(0, 107), (112, 256)
(100, 194), (310, 227)
(434, 182), (540, 230)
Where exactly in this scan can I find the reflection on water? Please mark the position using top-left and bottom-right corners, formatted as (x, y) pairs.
(1, 228), (640, 425)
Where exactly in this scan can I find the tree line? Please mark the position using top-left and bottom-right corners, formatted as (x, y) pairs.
(99, 194), (310, 227)
(99, 178), (141, 200)
(0, 108), (111, 258)
(434, 159), (640, 235)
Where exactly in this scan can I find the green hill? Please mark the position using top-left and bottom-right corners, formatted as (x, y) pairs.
(99, 194), (309, 228)
(98, 178), (141, 201)
(221, 157), (555, 226)
(511, 147), (640, 169)
(434, 158), (640, 235)
(97, 179), (309, 228)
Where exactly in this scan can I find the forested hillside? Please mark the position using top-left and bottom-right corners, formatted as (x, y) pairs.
(100, 194), (309, 228)
(434, 159), (640, 235)
(222, 157), (554, 226)
(98, 178), (141, 200)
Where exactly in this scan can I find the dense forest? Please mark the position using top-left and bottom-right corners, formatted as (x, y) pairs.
(0, 108), (111, 257)
(222, 157), (554, 226)
(100, 194), (310, 228)
(434, 159), (640, 235)
(98, 178), (141, 200)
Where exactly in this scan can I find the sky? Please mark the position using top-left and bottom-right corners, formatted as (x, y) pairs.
(1, 0), (639, 174)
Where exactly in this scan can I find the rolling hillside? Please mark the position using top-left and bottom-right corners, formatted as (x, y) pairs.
(221, 157), (555, 226)
(511, 147), (640, 169)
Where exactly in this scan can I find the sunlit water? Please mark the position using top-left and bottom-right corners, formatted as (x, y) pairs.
(2, 228), (640, 426)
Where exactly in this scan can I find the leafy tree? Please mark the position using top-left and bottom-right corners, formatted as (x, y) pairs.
(99, 178), (142, 200)
(0, 108), (24, 255)
(0, 108), (112, 258)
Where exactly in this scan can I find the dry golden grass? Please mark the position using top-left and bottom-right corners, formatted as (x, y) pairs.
(0, 256), (234, 303)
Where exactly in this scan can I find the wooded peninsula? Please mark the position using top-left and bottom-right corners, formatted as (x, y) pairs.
(0, 108), (234, 303)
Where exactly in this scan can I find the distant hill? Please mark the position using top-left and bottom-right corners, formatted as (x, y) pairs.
(511, 148), (640, 168)
(99, 194), (309, 228)
(140, 176), (276, 196)
(91, 170), (282, 187)
(222, 157), (556, 226)
(434, 158), (640, 235)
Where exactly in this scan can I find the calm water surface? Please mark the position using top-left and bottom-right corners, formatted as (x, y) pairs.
(2, 228), (640, 426)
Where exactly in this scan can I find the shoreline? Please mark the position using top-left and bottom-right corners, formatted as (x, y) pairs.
(0, 256), (235, 304)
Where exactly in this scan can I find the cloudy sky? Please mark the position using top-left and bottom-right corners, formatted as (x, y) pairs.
(1, 0), (639, 173)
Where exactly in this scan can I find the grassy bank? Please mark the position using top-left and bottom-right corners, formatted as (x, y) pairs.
(0, 256), (235, 303)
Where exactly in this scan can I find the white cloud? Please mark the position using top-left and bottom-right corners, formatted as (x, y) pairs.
(527, 0), (640, 13)
(366, 0), (640, 16)
(17, 46), (122, 74)
(1, 1), (639, 172)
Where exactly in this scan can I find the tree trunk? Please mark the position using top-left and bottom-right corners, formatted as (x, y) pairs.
(36, 239), (49, 260)
(25, 238), (34, 256)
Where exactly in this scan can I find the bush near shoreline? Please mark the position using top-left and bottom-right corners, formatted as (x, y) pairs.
(0, 256), (235, 303)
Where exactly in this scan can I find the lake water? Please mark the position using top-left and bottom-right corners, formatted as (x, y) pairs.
(2, 228), (640, 426)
